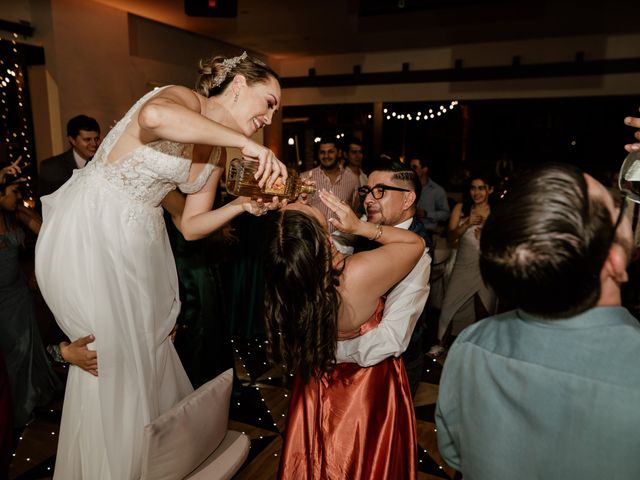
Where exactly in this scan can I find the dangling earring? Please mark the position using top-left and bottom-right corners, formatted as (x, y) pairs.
(233, 91), (239, 103)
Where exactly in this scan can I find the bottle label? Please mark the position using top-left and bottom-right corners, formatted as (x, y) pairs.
(263, 177), (287, 196)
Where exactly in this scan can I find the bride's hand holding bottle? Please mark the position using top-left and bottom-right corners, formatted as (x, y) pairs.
(240, 139), (288, 188)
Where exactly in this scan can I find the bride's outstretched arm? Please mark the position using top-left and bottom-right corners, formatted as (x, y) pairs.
(163, 172), (284, 240)
(138, 86), (286, 186)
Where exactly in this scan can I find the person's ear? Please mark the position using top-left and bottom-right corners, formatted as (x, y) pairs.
(231, 74), (248, 90)
(68, 135), (77, 147)
(602, 244), (629, 285)
(488, 186), (495, 195)
(403, 191), (416, 210)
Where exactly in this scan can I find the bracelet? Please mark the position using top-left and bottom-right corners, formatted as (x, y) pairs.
(368, 223), (383, 241)
(46, 344), (68, 364)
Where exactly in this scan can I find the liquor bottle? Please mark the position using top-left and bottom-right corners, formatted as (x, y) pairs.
(225, 157), (316, 201)
(620, 150), (640, 202)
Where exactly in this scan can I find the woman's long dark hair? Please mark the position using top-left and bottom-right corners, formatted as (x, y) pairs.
(263, 210), (342, 382)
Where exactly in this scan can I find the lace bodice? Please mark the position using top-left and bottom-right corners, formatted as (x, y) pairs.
(86, 86), (219, 207)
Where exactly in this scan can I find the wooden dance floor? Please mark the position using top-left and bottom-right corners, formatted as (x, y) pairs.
(9, 337), (454, 479)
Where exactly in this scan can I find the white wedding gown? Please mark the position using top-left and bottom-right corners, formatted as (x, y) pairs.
(36, 87), (218, 479)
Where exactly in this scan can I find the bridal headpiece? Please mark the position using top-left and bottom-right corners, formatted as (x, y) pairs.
(204, 51), (248, 87)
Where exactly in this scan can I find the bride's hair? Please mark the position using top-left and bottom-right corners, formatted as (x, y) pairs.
(196, 53), (280, 98)
(263, 210), (342, 382)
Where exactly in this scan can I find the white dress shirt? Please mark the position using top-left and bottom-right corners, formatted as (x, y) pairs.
(73, 149), (87, 169)
(335, 217), (432, 366)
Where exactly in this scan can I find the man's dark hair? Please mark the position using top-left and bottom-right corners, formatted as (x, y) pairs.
(67, 115), (100, 138)
(479, 163), (615, 318)
(410, 156), (429, 170)
(313, 133), (340, 159)
(316, 133), (339, 148)
(370, 160), (421, 204)
(343, 136), (363, 150)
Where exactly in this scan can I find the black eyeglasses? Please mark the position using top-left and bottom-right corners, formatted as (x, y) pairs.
(358, 184), (410, 199)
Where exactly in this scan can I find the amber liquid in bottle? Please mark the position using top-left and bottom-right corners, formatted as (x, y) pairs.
(225, 157), (316, 201)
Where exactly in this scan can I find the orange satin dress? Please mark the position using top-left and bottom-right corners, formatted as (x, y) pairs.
(279, 300), (418, 480)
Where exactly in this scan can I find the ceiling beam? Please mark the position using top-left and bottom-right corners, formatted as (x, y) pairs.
(281, 57), (640, 88)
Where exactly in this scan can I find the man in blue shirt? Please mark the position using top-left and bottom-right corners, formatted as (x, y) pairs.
(411, 157), (449, 234)
(436, 163), (640, 480)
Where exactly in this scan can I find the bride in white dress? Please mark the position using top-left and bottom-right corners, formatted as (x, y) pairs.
(35, 52), (285, 480)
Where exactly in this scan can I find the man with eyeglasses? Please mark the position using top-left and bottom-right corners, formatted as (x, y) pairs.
(336, 162), (432, 398)
(436, 163), (640, 480)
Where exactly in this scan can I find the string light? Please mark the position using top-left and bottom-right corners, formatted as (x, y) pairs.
(383, 101), (459, 123)
(0, 32), (36, 206)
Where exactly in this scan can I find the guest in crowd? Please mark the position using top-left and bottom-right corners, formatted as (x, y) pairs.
(264, 190), (423, 479)
(0, 173), (61, 428)
(436, 162), (640, 479)
(411, 156), (450, 241)
(336, 162), (431, 398)
(35, 51), (287, 480)
(38, 115), (101, 197)
(429, 172), (497, 357)
(344, 136), (368, 186)
(303, 136), (360, 250)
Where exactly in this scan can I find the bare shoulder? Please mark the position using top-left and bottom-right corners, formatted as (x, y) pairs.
(147, 85), (201, 112)
(341, 250), (377, 285)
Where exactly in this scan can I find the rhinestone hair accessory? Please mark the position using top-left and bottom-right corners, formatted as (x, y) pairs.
(212, 51), (248, 87)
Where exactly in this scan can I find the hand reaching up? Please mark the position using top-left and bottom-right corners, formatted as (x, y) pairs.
(319, 189), (360, 234)
(625, 112), (640, 153)
(0, 156), (23, 183)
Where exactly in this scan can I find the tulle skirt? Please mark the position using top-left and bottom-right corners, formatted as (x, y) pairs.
(36, 169), (192, 479)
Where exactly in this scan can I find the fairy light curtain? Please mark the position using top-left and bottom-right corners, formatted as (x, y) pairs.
(0, 32), (38, 205)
